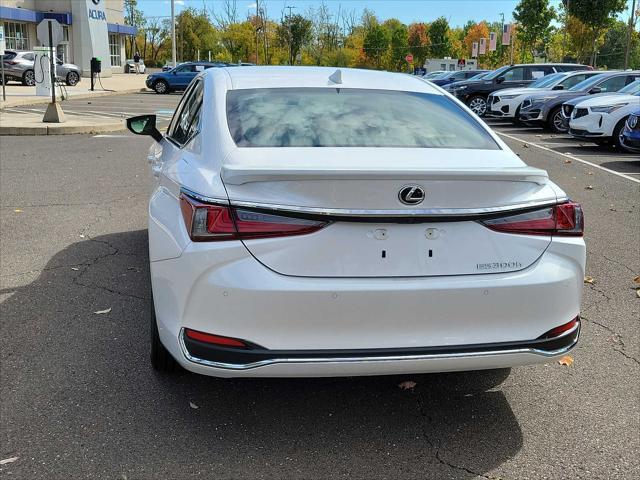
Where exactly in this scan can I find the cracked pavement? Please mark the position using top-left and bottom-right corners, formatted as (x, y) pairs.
(1, 115), (639, 479)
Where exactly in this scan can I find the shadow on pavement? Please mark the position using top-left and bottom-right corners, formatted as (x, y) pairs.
(1, 230), (523, 479)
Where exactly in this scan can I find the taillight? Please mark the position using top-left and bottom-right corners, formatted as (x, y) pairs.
(539, 317), (579, 339)
(179, 193), (328, 242)
(184, 328), (248, 348)
(481, 202), (583, 236)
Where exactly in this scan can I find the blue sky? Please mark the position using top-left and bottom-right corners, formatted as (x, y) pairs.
(138, 0), (534, 26)
(137, 0), (634, 28)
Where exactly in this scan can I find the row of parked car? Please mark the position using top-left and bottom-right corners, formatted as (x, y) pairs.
(423, 64), (640, 152)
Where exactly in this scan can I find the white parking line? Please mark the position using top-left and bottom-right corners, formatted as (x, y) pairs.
(497, 131), (640, 184)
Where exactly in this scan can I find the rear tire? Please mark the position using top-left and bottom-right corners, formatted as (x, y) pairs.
(150, 295), (178, 372)
(546, 106), (566, 133)
(154, 79), (169, 94)
(22, 69), (35, 86)
(467, 95), (487, 117)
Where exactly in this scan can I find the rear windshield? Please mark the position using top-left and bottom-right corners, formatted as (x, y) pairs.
(226, 88), (499, 149)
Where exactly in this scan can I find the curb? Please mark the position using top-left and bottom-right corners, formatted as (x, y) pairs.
(0, 120), (125, 136)
(0, 88), (149, 109)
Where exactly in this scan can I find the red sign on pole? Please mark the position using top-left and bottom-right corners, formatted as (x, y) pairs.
(405, 54), (414, 63)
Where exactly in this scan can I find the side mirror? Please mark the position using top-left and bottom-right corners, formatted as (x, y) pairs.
(496, 76), (505, 84)
(552, 84), (564, 90)
(589, 86), (602, 94)
(126, 114), (163, 142)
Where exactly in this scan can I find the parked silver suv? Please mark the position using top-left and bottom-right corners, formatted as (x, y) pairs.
(0, 50), (81, 86)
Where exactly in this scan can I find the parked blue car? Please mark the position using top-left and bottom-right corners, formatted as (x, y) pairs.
(620, 109), (640, 152)
(430, 69), (490, 87)
(146, 62), (228, 94)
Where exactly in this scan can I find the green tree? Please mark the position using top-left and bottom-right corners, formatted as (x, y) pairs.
(513, 0), (556, 61)
(383, 19), (408, 71)
(429, 17), (452, 58)
(221, 21), (254, 62)
(563, 0), (627, 65)
(363, 22), (390, 68)
(175, 8), (220, 62)
(598, 20), (639, 69)
(277, 14), (313, 65)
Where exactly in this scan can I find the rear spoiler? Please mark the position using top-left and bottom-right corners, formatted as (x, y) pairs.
(221, 166), (549, 186)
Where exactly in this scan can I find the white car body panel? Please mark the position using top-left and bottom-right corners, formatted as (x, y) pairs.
(487, 87), (554, 118)
(146, 66), (585, 377)
(569, 94), (640, 137)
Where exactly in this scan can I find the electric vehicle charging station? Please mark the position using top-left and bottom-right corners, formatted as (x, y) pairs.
(34, 47), (54, 97)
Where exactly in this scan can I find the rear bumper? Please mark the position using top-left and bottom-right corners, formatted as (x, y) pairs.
(151, 234), (585, 377)
(180, 322), (579, 374)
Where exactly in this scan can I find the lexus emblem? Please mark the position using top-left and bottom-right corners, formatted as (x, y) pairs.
(398, 185), (425, 205)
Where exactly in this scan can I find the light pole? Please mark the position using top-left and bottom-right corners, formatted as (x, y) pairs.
(171, 0), (177, 67)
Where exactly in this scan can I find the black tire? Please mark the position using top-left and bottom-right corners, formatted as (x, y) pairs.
(150, 296), (178, 372)
(22, 69), (35, 86)
(66, 71), (80, 86)
(153, 79), (169, 94)
(612, 117), (629, 151)
(467, 95), (487, 117)
(512, 105), (525, 126)
(546, 106), (567, 133)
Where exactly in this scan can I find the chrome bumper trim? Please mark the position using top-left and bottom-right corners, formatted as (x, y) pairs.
(178, 324), (579, 371)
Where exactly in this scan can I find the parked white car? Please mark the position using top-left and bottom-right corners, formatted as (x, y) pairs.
(124, 58), (146, 74)
(127, 66), (585, 378)
(487, 70), (600, 121)
(569, 81), (640, 149)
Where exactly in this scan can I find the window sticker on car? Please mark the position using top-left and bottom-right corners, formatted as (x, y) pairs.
(195, 65), (205, 72)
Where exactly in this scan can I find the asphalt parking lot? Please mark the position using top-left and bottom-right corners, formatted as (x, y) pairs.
(1, 92), (638, 479)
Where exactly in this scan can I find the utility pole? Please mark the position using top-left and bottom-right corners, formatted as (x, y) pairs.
(499, 12), (504, 60)
(255, 1), (260, 65)
(171, 0), (177, 67)
(286, 5), (295, 65)
(624, 0), (637, 69)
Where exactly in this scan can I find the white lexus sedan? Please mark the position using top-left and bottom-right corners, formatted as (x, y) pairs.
(126, 66), (585, 378)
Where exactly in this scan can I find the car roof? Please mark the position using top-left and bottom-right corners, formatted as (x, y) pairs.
(220, 66), (442, 93)
(509, 63), (587, 67)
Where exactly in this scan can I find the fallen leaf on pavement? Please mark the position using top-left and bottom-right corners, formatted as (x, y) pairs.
(633, 276), (640, 284)
(0, 457), (18, 465)
(398, 380), (417, 390)
(587, 171), (593, 175)
(564, 159), (572, 164)
(14, 209), (22, 213)
(636, 289), (640, 298)
(558, 355), (574, 366)
(585, 185), (593, 190)
(584, 276), (595, 284)
(189, 401), (199, 409)
(522, 143), (529, 148)
(71, 267), (79, 271)
(94, 308), (112, 315)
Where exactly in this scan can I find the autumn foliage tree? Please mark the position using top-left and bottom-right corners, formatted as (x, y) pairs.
(407, 23), (430, 66)
(463, 22), (490, 57)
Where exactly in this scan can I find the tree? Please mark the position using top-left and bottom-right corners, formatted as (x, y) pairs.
(513, 0), (556, 61)
(463, 22), (490, 58)
(221, 21), (254, 62)
(363, 22), (390, 68)
(383, 19), (408, 71)
(598, 20), (639, 69)
(124, 0), (145, 57)
(277, 14), (313, 64)
(429, 17), (452, 58)
(563, 0), (627, 65)
(307, 3), (342, 66)
(408, 23), (430, 67)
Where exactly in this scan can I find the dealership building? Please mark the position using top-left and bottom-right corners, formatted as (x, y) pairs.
(1, 0), (136, 76)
